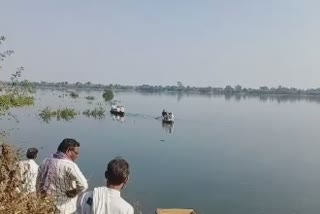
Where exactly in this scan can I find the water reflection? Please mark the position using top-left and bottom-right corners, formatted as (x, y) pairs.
(222, 94), (320, 104)
(162, 121), (174, 133)
(135, 90), (320, 104)
(112, 114), (126, 123)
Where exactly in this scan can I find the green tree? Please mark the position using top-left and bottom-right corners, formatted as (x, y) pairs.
(102, 89), (114, 101)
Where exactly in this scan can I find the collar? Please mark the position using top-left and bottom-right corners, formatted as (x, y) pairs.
(106, 187), (121, 197)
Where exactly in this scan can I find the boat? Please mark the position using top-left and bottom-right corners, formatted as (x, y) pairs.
(156, 209), (197, 214)
(162, 110), (174, 123)
(110, 105), (125, 116)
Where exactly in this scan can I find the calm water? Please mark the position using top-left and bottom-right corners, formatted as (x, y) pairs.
(2, 89), (320, 214)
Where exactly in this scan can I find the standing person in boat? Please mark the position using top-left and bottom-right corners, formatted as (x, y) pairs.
(37, 138), (88, 214)
(77, 157), (134, 214)
(162, 109), (167, 117)
(18, 148), (39, 194)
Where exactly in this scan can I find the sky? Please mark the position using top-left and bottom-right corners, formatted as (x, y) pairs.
(0, 0), (319, 88)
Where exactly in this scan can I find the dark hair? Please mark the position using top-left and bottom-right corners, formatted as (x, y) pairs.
(57, 138), (80, 153)
(26, 148), (38, 159)
(105, 157), (130, 185)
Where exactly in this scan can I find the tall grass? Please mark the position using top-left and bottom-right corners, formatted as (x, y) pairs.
(83, 107), (105, 119)
(0, 143), (55, 213)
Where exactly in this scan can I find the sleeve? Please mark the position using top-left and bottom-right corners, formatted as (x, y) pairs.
(68, 163), (88, 194)
(128, 205), (134, 214)
(36, 161), (44, 193)
(77, 191), (93, 214)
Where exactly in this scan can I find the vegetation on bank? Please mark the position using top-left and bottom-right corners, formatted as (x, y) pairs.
(83, 107), (105, 119)
(39, 107), (78, 122)
(0, 35), (55, 213)
(0, 95), (34, 113)
(103, 89), (114, 101)
(0, 67), (35, 114)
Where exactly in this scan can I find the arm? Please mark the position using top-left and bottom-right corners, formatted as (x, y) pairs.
(67, 163), (88, 197)
(36, 161), (44, 194)
(128, 206), (134, 214)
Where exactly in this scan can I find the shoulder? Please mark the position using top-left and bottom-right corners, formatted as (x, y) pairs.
(56, 158), (78, 169)
(120, 197), (134, 213)
(19, 160), (27, 165)
(30, 160), (39, 167)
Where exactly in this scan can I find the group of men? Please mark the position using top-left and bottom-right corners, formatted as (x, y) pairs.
(18, 138), (134, 214)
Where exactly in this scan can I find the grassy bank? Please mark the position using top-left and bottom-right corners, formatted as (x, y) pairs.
(0, 142), (55, 213)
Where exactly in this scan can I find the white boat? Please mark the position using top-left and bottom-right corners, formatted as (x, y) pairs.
(162, 111), (174, 123)
(110, 105), (125, 116)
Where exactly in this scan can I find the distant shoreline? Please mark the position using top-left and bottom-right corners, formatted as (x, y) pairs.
(2, 81), (320, 97)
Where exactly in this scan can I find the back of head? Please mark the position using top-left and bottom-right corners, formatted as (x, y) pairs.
(105, 157), (130, 186)
(57, 138), (80, 153)
(26, 148), (38, 159)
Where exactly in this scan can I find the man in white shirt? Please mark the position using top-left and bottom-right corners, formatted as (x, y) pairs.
(77, 157), (134, 214)
(18, 148), (39, 193)
(37, 138), (88, 214)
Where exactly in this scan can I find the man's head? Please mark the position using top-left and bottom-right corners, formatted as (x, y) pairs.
(26, 148), (38, 159)
(57, 138), (80, 161)
(105, 157), (130, 189)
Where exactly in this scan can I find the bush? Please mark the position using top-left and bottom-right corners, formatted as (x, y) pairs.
(39, 107), (78, 122)
(85, 96), (95, 100)
(69, 91), (79, 98)
(0, 143), (55, 213)
(102, 89), (114, 101)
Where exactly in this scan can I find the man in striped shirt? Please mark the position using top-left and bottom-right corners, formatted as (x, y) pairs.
(37, 138), (88, 214)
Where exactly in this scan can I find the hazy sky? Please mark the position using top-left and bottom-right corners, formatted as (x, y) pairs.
(1, 0), (319, 88)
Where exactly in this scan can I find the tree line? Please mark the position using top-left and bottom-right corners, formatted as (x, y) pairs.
(2, 80), (320, 97)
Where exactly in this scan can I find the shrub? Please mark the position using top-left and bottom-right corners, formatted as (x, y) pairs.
(102, 89), (114, 101)
(0, 143), (55, 213)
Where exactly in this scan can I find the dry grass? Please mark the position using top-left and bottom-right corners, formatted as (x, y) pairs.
(0, 143), (56, 214)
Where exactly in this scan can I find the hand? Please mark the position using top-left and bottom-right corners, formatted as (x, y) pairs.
(66, 189), (78, 198)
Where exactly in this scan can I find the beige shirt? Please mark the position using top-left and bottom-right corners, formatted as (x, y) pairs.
(19, 159), (39, 193)
(37, 158), (88, 214)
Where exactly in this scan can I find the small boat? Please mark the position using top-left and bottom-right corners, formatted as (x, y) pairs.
(162, 110), (174, 123)
(110, 105), (125, 116)
(156, 208), (197, 214)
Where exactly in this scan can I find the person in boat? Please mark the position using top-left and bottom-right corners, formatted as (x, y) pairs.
(77, 157), (134, 214)
(162, 109), (167, 117)
(120, 106), (125, 113)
